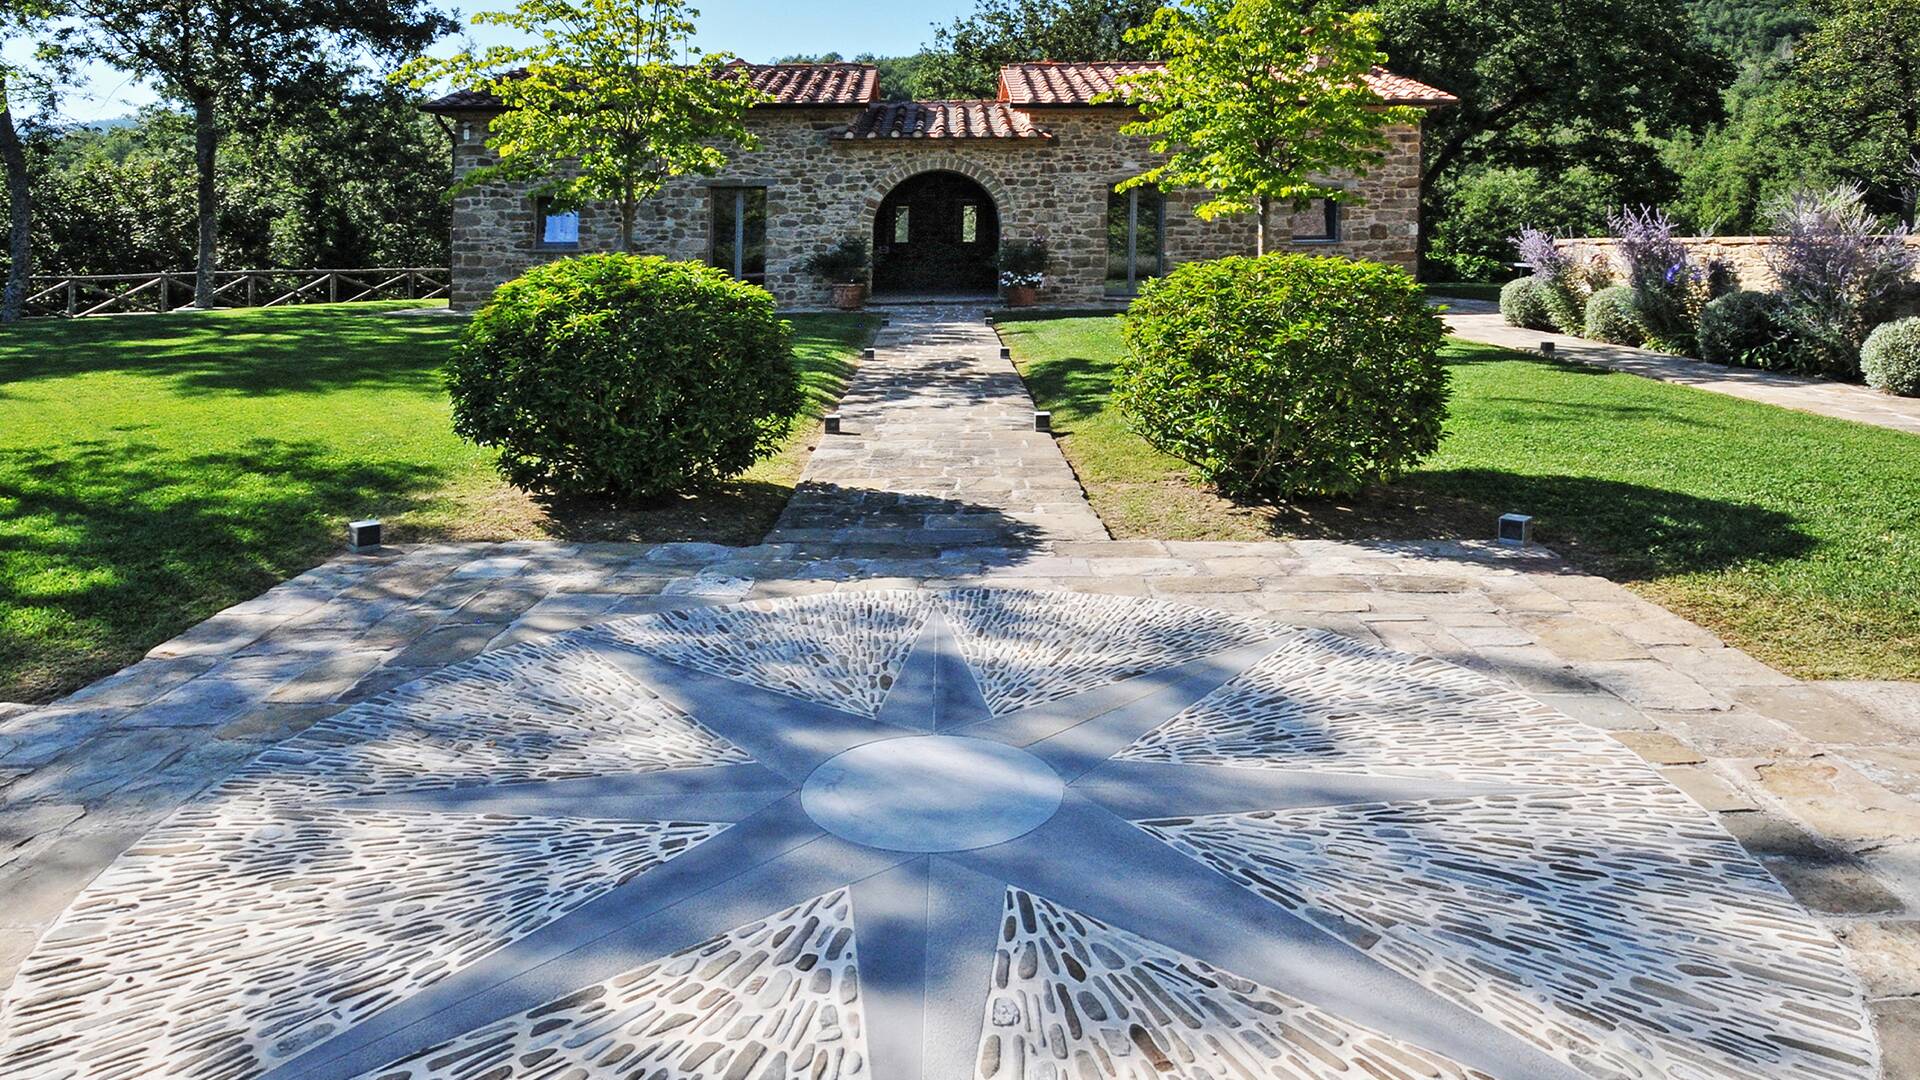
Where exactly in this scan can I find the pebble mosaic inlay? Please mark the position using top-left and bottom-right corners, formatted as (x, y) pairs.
(358, 890), (865, 1080)
(980, 888), (1490, 1080)
(0, 589), (1879, 1080)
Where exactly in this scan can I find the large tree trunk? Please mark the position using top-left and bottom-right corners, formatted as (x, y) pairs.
(191, 91), (218, 308)
(0, 92), (30, 323)
(619, 200), (635, 253)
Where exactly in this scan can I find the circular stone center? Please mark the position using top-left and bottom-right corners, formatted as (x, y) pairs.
(800, 736), (1066, 853)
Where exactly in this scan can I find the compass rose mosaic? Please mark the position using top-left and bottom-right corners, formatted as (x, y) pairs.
(0, 589), (1879, 1079)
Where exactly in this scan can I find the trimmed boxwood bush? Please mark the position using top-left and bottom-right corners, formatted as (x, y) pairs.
(1698, 290), (1794, 370)
(1500, 277), (1555, 331)
(448, 254), (799, 499)
(1862, 317), (1920, 396)
(1583, 285), (1645, 345)
(1118, 254), (1449, 502)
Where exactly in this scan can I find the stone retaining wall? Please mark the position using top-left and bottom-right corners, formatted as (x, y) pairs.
(1556, 235), (1920, 292)
(443, 108), (1424, 309)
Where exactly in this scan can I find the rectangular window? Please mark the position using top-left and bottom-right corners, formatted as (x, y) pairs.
(893, 206), (910, 245)
(961, 203), (979, 244)
(711, 186), (767, 285)
(535, 199), (580, 247)
(1290, 198), (1341, 243)
(1105, 186), (1165, 295)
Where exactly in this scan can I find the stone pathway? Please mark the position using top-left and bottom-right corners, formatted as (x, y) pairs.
(0, 305), (1916, 1076)
(769, 304), (1109, 547)
(1445, 308), (1920, 435)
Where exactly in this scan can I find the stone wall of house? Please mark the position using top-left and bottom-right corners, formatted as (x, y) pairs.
(445, 108), (1426, 310)
(1554, 235), (1920, 292)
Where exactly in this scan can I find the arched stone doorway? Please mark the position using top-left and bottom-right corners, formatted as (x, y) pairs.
(872, 171), (1000, 294)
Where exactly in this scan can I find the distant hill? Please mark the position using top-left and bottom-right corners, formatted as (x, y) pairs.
(1689, 0), (1812, 61)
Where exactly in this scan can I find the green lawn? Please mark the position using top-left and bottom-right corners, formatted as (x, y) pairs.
(1423, 281), (1507, 302)
(0, 301), (875, 702)
(1000, 315), (1920, 681)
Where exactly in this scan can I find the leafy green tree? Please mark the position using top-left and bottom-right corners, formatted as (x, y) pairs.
(1372, 0), (1731, 258)
(1426, 164), (1627, 280)
(1688, 0), (1811, 60)
(0, 0), (63, 321)
(1114, 0), (1419, 254)
(1785, 0), (1920, 223)
(58, 0), (453, 306)
(1664, 70), (1837, 233)
(917, 0), (1163, 98)
(399, 0), (764, 252)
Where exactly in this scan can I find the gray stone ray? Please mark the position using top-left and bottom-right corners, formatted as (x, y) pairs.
(262, 797), (914, 1080)
(589, 637), (916, 782)
(317, 763), (796, 823)
(976, 636), (1295, 781)
(847, 856), (1007, 1080)
(874, 610), (995, 733)
(949, 792), (1592, 1080)
(1075, 759), (1548, 820)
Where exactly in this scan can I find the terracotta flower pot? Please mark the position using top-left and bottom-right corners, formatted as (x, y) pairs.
(831, 283), (865, 311)
(1005, 284), (1038, 308)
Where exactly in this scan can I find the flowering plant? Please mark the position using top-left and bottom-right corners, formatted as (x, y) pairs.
(999, 270), (1045, 289)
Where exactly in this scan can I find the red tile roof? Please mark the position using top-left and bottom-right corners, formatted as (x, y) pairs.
(996, 61), (1457, 107)
(421, 62), (880, 114)
(735, 62), (880, 106)
(841, 101), (1052, 141)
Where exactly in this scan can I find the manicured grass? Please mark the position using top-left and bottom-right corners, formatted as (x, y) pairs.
(0, 302), (874, 701)
(1425, 281), (1507, 302)
(1000, 315), (1920, 681)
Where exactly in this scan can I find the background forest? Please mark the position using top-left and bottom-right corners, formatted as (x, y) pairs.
(3, 0), (1909, 281)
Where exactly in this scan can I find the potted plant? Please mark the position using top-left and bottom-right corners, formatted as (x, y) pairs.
(803, 237), (871, 310)
(997, 240), (1050, 307)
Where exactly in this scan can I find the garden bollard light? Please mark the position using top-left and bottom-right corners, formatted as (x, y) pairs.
(347, 519), (383, 551)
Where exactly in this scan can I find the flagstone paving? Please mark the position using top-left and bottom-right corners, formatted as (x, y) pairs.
(0, 305), (1915, 1077)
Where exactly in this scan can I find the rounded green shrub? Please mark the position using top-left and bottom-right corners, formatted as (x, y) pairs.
(1500, 277), (1554, 331)
(448, 254), (799, 499)
(1862, 317), (1920, 396)
(1118, 254), (1449, 502)
(1582, 285), (1645, 345)
(1697, 289), (1794, 370)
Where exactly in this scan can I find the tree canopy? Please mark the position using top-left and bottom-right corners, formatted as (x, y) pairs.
(57, 0), (454, 303)
(1785, 0), (1920, 223)
(1115, 0), (1419, 253)
(398, 0), (763, 251)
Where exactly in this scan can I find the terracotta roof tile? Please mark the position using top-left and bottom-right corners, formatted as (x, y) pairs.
(421, 62), (879, 114)
(996, 61), (1457, 107)
(841, 101), (1052, 141)
(737, 62), (880, 106)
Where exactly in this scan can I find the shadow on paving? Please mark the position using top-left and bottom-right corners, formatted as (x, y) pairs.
(0, 437), (447, 703)
(770, 482), (1051, 550)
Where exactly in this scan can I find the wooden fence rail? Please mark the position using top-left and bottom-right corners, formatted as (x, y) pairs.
(17, 268), (451, 319)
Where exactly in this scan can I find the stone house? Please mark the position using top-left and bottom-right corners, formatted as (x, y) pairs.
(423, 61), (1455, 310)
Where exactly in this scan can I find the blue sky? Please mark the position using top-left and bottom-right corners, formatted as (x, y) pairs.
(7, 0), (976, 123)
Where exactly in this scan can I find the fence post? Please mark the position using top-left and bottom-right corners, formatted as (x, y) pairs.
(327, 273), (338, 303)
(158, 274), (170, 314)
(65, 280), (76, 318)
(247, 274), (257, 308)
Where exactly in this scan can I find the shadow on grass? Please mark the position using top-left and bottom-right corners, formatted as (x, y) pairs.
(1257, 469), (1814, 581)
(1017, 353), (1120, 422)
(0, 305), (464, 398)
(0, 437), (447, 702)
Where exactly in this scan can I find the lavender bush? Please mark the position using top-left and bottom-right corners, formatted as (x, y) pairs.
(1608, 205), (1705, 349)
(1511, 227), (1599, 335)
(1766, 185), (1917, 378)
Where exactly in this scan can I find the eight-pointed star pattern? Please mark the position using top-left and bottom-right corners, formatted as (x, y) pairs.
(0, 589), (1880, 1080)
